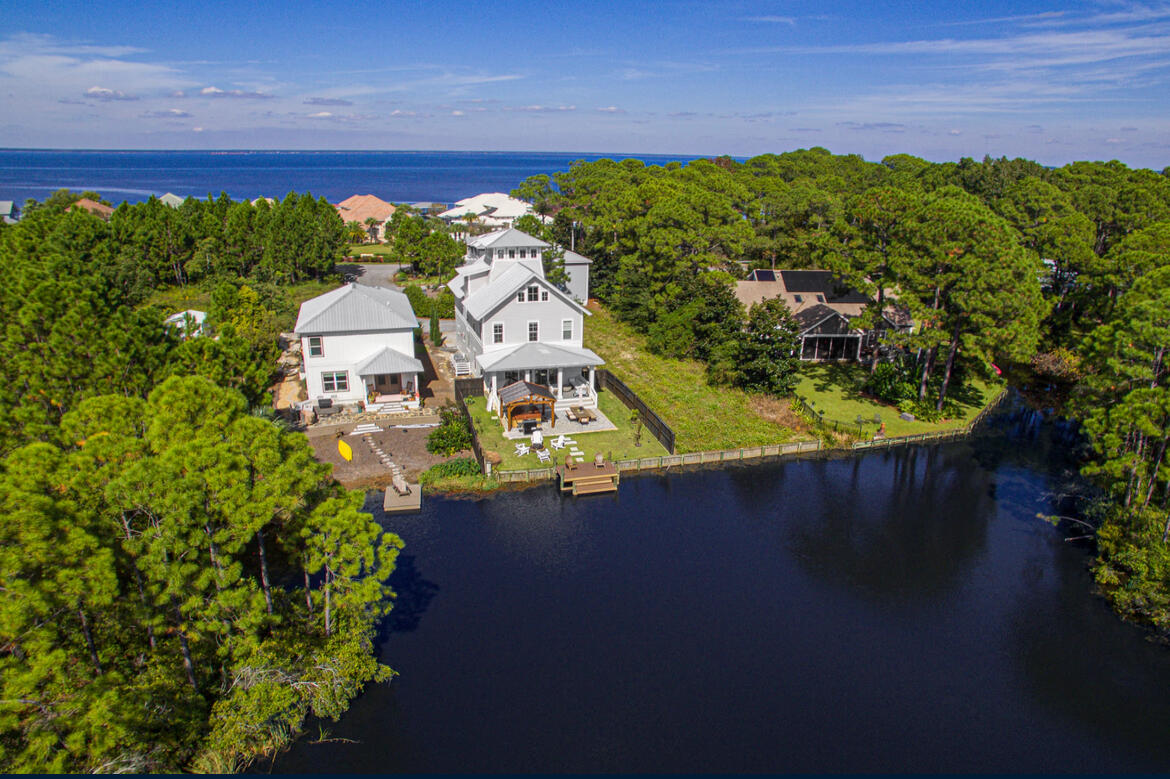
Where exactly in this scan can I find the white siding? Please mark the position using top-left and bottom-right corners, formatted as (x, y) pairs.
(481, 292), (583, 354)
(301, 329), (416, 404)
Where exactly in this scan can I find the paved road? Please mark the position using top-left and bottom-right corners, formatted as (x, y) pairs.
(338, 262), (403, 288)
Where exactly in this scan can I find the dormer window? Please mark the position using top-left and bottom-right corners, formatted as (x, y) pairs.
(527, 285), (539, 302)
(794, 294), (803, 303)
(816, 294), (825, 303)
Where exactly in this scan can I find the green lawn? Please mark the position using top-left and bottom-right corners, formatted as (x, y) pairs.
(795, 362), (1003, 439)
(347, 243), (394, 257)
(465, 391), (668, 471)
(583, 303), (807, 451)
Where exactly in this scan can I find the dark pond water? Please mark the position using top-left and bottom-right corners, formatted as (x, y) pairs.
(274, 401), (1170, 772)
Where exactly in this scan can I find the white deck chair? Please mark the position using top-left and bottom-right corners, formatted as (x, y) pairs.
(514, 443), (530, 456)
(536, 448), (551, 463)
(550, 435), (566, 450)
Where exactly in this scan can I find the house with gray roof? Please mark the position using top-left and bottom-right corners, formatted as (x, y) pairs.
(159, 193), (185, 208)
(0, 200), (18, 225)
(448, 228), (603, 419)
(294, 283), (424, 409)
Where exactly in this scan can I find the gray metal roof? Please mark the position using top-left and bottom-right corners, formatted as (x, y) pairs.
(464, 265), (589, 321)
(477, 342), (604, 372)
(467, 227), (550, 250)
(295, 283), (418, 334)
(354, 346), (424, 376)
(562, 249), (593, 265)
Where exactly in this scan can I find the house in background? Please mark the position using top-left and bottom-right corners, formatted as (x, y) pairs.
(164, 309), (207, 338)
(0, 200), (19, 224)
(448, 227), (603, 422)
(68, 198), (114, 220)
(294, 284), (424, 411)
(335, 194), (397, 241)
(438, 192), (547, 229)
(159, 193), (185, 208)
(735, 269), (912, 361)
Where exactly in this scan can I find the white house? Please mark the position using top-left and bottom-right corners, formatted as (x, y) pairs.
(447, 228), (603, 420)
(164, 309), (207, 338)
(438, 192), (547, 229)
(294, 284), (424, 408)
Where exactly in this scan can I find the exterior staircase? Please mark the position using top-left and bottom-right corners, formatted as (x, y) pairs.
(452, 355), (473, 377)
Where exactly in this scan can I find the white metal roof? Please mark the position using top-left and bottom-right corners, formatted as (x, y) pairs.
(477, 342), (604, 372)
(463, 265), (589, 321)
(354, 346), (424, 376)
(294, 283), (418, 334)
(466, 227), (550, 250)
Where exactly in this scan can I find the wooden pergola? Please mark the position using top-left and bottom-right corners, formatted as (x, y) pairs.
(499, 380), (556, 431)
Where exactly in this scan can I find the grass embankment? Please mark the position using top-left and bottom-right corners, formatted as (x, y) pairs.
(583, 303), (807, 451)
(465, 391), (669, 471)
(795, 363), (1003, 439)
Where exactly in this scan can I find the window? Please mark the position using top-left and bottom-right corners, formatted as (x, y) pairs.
(541, 290), (549, 301)
(322, 371), (348, 393)
(308, 336), (323, 357)
(527, 285), (539, 302)
(793, 294), (803, 303)
(562, 319), (573, 340)
(528, 321), (539, 342)
(492, 322), (504, 344)
(509, 249), (516, 258)
(517, 291), (525, 302)
(518, 249), (527, 258)
(816, 294), (825, 303)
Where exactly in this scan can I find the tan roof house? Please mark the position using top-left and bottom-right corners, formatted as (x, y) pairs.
(735, 269), (911, 361)
(68, 198), (114, 220)
(335, 194), (397, 241)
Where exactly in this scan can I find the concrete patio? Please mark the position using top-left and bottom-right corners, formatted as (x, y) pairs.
(500, 406), (617, 440)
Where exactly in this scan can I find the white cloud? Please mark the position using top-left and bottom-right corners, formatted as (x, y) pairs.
(307, 111), (332, 118)
(743, 16), (796, 25)
(201, 85), (273, 99)
(141, 108), (191, 118)
(85, 85), (138, 101)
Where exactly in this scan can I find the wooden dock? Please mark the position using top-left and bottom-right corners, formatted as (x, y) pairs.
(557, 460), (619, 496)
(384, 483), (422, 513)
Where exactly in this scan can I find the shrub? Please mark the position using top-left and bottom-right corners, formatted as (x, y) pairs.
(420, 457), (481, 483)
(402, 285), (455, 319)
(865, 363), (916, 404)
(426, 406), (473, 455)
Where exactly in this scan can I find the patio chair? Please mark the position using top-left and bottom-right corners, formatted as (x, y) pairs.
(536, 448), (551, 463)
(514, 443), (531, 456)
(549, 435), (566, 450)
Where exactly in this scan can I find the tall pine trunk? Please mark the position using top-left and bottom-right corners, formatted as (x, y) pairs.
(78, 608), (102, 675)
(936, 326), (962, 413)
(257, 529), (274, 615)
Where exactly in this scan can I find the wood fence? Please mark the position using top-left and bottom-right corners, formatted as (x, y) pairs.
(596, 369), (676, 454)
(453, 377), (486, 471)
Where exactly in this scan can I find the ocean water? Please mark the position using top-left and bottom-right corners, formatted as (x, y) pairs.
(0, 149), (701, 208)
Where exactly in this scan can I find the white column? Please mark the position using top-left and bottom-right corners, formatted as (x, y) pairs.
(525, 369), (532, 383)
(491, 373), (498, 411)
(588, 367), (596, 397)
(557, 367), (564, 400)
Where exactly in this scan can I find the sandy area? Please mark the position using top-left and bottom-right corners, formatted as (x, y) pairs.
(306, 418), (471, 489)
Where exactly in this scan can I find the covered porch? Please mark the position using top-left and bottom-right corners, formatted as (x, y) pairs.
(356, 346), (425, 409)
(477, 342), (605, 415)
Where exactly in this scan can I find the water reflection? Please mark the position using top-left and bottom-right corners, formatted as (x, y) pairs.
(785, 443), (993, 602)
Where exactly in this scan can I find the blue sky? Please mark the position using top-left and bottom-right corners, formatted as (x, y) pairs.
(1, 1), (1168, 167)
